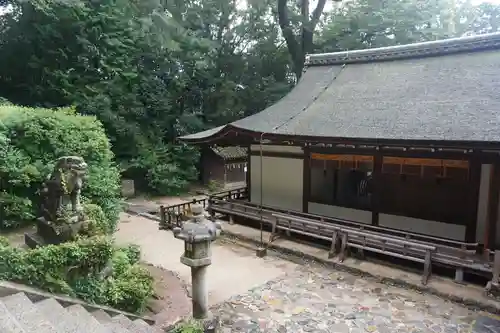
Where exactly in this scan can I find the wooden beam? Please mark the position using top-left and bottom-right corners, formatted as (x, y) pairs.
(249, 150), (304, 159)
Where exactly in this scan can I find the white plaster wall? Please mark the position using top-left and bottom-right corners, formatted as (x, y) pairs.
(476, 164), (492, 244)
(250, 144), (303, 154)
(378, 214), (466, 241)
(308, 202), (372, 224)
(250, 155), (303, 211)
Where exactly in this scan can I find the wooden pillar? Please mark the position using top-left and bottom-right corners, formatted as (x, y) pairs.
(371, 152), (382, 226)
(486, 160), (500, 251)
(302, 146), (311, 213)
(246, 145), (251, 201)
(465, 155), (481, 243)
(223, 163), (228, 185)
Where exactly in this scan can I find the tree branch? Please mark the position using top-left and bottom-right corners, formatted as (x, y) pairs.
(311, 0), (328, 28)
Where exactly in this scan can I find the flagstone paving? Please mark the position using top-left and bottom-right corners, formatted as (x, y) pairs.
(213, 263), (500, 333)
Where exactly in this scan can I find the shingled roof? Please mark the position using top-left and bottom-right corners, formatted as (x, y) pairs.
(180, 32), (500, 146)
(211, 146), (247, 160)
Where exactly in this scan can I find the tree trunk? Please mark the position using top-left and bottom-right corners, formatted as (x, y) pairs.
(277, 0), (328, 80)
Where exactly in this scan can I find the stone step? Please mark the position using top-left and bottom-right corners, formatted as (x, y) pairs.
(1, 293), (56, 333)
(111, 314), (160, 333)
(0, 291), (157, 333)
(36, 298), (87, 333)
(0, 301), (26, 333)
(103, 320), (131, 333)
(66, 304), (110, 333)
(91, 309), (113, 323)
(133, 318), (165, 333)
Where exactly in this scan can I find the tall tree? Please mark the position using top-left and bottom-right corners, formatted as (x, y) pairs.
(316, 0), (500, 53)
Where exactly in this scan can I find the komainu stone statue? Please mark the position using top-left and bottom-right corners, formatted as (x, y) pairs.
(25, 156), (89, 248)
(41, 156), (88, 222)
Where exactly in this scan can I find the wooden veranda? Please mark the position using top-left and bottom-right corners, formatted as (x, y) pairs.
(159, 185), (500, 288)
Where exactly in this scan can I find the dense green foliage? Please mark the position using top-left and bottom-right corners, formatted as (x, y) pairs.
(0, 0), (499, 195)
(0, 236), (153, 313)
(0, 104), (121, 229)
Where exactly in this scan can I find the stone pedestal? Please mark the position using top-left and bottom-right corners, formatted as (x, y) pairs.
(256, 247), (267, 258)
(485, 281), (500, 298)
(121, 179), (135, 198)
(24, 216), (86, 248)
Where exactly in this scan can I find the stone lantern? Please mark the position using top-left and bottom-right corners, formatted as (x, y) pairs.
(173, 204), (221, 326)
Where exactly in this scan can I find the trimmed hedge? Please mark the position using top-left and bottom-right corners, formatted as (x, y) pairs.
(0, 104), (121, 230)
(0, 236), (153, 313)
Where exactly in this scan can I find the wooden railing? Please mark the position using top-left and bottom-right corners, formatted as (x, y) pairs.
(210, 198), (478, 249)
(209, 198), (491, 284)
(158, 186), (247, 230)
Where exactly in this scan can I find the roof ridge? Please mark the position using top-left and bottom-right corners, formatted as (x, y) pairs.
(305, 32), (500, 66)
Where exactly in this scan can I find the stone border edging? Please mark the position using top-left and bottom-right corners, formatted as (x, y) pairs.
(220, 230), (500, 315)
(124, 206), (161, 222)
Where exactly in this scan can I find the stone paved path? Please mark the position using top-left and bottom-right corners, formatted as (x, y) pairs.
(213, 262), (500, 333)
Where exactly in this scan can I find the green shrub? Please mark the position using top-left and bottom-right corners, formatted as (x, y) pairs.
(0, 104), (121, 230)
(0, 237), (153, 313)
(0, 236), (10, 247)
(102, 265), (154, 313)
(82, 203), (112, 236)
(130, 143), (199, 195)
(207, 179), (223, 193)
(0, 236), (114, 291)
(119, 243), (141, 265)
(173, 320), (204, 333)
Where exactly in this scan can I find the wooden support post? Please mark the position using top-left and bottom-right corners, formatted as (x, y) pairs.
(269, 220), (278, 243)
(339, 233), (348, 262)
(159, 205), (167, 230)
(486, 160), (500, 253)
(454, 268), (464, 284)
(246, 145), (251, 201)
(422, 250), (432, 285)
(302, 146), (310, 213)
(492, 250), (500, 285)
(371, 152), (382, 226)
(229, 215), (234, 225)
(328, 230), (338, 259)
(465, 155), (481, 243)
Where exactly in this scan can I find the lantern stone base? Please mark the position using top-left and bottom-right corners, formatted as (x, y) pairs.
(201, 313), (219, 333)
(256, 247), (267, 258)
(485, 281), (500, 298)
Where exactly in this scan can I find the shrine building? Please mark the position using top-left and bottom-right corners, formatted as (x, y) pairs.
(180, 32), (500, 251)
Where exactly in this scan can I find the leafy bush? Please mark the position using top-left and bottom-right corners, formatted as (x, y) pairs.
(0, 236), (9, 247)
(82, 203), (113, 236)
(130, 143), (199, 195)
(119, 243), (141, 265)
(207, 179), (223, 193)
(172, 320), (204, 333)
(0, 104), (121, 230)
(0, 237), (153, 313)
